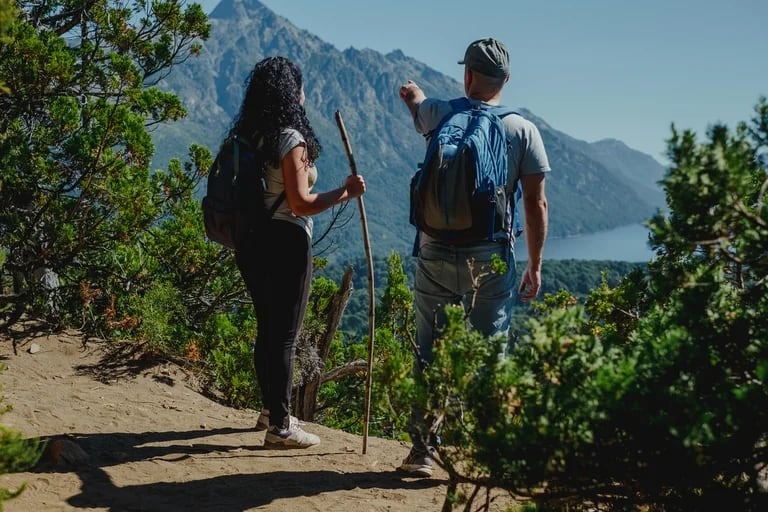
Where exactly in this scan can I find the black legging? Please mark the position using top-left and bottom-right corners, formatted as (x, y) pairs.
(235, 219), (312, 429)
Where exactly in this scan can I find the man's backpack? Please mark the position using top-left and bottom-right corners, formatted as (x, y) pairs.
(410, 97), (520, 245)
(202, 134), (283, 249)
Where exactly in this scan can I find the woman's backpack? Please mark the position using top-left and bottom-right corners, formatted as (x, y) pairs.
(202, 134), (283, 249)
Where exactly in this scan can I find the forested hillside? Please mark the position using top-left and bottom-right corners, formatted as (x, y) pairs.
(319, 255), (644, 337)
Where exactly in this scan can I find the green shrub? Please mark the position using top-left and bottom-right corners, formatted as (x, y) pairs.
(421, 99), (768, 511)
(202, 310), (259, 409)
(129, 281), (185, 353)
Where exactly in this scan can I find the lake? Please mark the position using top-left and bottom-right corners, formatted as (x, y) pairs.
(516, 223), (656, 263)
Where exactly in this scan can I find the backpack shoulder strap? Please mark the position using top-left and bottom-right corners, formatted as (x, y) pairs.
(484, 107), (524, 236)
(230, 134), (258, 182)
(448, 97), (471, 112)
(486, 105), (519, 148)
(486, 104), (519, 119)
(232, 136), (241, 182)
(232, 134), (285, 217)
(424, 97), (471, 143)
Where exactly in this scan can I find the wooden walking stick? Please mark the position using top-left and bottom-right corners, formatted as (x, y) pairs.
(335, 110), (375, 454)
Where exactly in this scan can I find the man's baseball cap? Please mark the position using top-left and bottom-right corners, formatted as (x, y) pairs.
(458, 38), (510, 78)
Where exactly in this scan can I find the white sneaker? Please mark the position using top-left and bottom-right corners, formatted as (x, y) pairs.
(264, 425), (320, 449)
(255, 409), (302, 431)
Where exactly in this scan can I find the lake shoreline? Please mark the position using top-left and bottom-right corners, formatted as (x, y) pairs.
(516, 223), (655, 263)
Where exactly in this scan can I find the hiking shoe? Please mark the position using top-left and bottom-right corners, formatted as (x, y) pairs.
(264, 425), (320, 449)
(398, 447), (434, 477)
(255, 409), (302, 431)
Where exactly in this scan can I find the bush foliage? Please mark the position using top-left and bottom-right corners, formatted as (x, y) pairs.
(418, 99), (768, 511)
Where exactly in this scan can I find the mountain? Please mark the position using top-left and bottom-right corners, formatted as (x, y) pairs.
(153, 0), (666, 262)
(588, 138), (667, 208)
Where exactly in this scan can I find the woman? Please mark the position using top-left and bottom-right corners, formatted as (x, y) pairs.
(229, 56), (365, 448)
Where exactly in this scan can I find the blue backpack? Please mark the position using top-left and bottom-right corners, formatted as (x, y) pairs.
(409, 98), (521, 247)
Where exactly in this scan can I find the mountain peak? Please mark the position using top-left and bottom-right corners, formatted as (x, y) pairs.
(210, 0), (271, 20)
(386, 49), (407, 59)
(593, 138), (629, 149)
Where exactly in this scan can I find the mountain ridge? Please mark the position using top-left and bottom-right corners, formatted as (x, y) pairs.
(153, 0), (667, 262)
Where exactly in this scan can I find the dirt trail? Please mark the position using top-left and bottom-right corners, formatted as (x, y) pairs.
(0, 322), (466, 511)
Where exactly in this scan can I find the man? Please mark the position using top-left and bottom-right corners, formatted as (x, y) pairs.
(397, 37), (551, 477)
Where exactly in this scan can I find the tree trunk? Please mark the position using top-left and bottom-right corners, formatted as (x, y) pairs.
(295, 267), (356, 421)
(1, 270), (28, 341)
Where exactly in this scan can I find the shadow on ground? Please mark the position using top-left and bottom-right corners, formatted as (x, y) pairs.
(67, 468), (442, 511)
(73, 341), (171, 383)
(31, 427), (443, 511)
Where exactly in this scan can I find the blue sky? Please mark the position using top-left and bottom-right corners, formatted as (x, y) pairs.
(199, 0), (767, 164)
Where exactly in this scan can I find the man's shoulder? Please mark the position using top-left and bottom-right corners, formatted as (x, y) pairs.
(499, 110), (551, 173)
(415, 97), (455, 133)
(499, 111), (544, 138)
(422, 96), (464, 108)
(420, 97), (503, 128)
(474, 102), (540, 133)
(496, 109), (531, 126)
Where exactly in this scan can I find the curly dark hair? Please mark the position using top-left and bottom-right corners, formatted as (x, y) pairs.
(227, 56), (321, 167)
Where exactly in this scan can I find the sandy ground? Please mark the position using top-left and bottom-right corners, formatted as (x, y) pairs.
(0, 321), (465, 512)
(0, 321), (518, 511)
